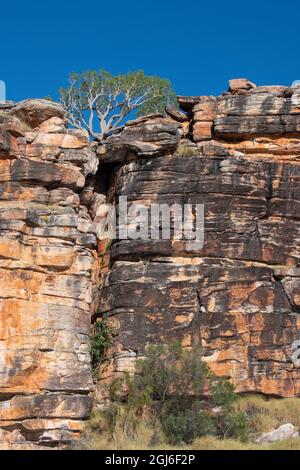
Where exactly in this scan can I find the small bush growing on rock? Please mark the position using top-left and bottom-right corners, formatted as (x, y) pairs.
(91, 319), (115, 380)
(174, 142), (199, 157)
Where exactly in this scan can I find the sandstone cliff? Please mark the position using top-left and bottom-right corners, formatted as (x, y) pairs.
(96, 79), (300, 399)
(0, 100), (98, 448)
(1, 79), (300, 449)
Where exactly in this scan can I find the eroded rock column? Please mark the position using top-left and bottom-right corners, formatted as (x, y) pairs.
(0, 100), (99, 449)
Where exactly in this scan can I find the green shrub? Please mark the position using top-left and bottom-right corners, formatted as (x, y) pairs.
(211, 377), (238, 408)
(161, 409), (214, 445)
(133, 343), (210, 401)
(214, 410), (250, 442)
(91, 319), (115, 380)
(210, 377), (250, 442)
(160, 398), (215, 445)
(102, 342), (249, 445)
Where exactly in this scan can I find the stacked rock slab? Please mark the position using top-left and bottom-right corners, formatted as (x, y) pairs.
(0, 100), (98, 449)
(97, 80), (300, 399)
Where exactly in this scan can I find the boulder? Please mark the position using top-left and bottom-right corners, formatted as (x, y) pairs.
(10, 99), (66, 128)
(0, 100), (16, 110)
(98, 115), (182, 162)
(38, 116), (66, 133)
(193, 121), (212, 141)
(177, 95), (202, 112)
(256, 424), (297, 443)
(228, 78), (256, 93)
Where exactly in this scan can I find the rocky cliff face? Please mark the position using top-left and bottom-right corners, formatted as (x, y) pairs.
(1, 79), (300, 449)
(96, 79), (300, 399)
(0, 100), (98, 448)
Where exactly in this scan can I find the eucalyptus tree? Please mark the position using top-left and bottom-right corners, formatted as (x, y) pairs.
(60, 69), (177, 140)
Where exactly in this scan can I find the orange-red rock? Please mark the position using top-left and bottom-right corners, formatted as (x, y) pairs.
(0, 101), (97, 449)
(2, 83), (300, 448)
(95, 82), (300, 401)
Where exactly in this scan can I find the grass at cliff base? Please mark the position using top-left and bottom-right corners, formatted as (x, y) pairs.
(75, 395), (300, 450)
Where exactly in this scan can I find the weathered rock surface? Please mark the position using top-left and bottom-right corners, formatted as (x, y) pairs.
(98, 115), (182, 163)
(96, 80), (300, 399)
(165, 105), (188, 122)
(214, 86), (300, 138)
(9, 99), (66, 128)
(2, 80), (300, 447)
(228, 78), (256, 93)
(0, 103), (98, 449)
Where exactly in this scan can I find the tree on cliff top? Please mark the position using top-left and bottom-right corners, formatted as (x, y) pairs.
(60, 69), (177, 141)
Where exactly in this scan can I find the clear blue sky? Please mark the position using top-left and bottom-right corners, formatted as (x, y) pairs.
(1, 0), (299, 102)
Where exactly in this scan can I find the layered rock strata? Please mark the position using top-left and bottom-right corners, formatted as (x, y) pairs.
(96, 80), (300, 399)
(0, 100), (98, 448)
(1, 80), (300, 448)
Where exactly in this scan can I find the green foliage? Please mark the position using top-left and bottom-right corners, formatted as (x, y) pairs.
(214, 410), (250, 442)
(209, 376), (250, 443)
(76, 393), (300, 450)
(101, 342), (249, 445)
(161, 409), (214, 445)
(133, 342), (210, 402)
(91, 319), (115, 380)
(60, 69), (177, 140)
(160, 397), (215, 445)
(211, 377), (238, 408)
(42, 95), (54, 101)
(106, 372), (153, 440)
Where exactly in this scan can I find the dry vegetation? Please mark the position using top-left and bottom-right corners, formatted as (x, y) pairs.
(75, 395), (300, 451)
(83, 341), (300, 451)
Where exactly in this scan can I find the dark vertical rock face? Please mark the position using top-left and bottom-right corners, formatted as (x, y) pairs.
(96, 81), (300, 399)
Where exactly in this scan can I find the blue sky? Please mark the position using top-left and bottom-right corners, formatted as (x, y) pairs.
(1, 0), (299, 102)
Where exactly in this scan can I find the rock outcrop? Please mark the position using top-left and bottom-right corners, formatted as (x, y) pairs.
(0, 101), (98, 448)
(1, 80), (300, 448)
(96, 80), (300, 399)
